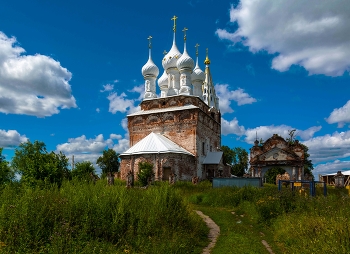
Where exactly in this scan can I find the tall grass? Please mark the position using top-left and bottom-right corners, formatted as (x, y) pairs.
(0, 180), (208, 253)
(183, 182), (350, 253)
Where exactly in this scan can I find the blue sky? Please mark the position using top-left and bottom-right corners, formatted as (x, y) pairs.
(1, 0), (350, 175)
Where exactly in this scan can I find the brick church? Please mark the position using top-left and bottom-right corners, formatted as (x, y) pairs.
(119, 16), (230, 181)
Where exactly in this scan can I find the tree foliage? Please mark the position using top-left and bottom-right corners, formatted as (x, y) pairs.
(221, 145), (235, 165)
(0, 147), (14, 185)
(72, 161), (96, 182)
(96, 149), (120, 176)
(11, 140), (70, 187)
(137, 161), (154, 187)
(265, 167), (286, 184)
(222, 146), (249, 177)
(301, 144), (314, 179)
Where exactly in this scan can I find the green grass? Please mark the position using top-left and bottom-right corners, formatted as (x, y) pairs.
(0, 180), (208, 253)
(1, 180), (350, 253)
(176, 181), (350, 254)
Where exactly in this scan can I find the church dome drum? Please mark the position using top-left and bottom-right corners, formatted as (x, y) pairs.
(158, 70), (168, 89)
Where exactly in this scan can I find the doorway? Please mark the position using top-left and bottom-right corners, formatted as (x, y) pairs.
(162, 167), (172, 181)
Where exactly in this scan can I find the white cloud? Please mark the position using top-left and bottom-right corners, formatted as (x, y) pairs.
(244, 125), (321, 144)
(0, 32), (77, 117)
(121, 118), (128, 132)
(110, 133), (122, 140)
(56, 133), (130, 174)
(326, 100), (350, 127)
(0, 129), (28, 147)
(57, 134), (110, 154)
(303, 130), (350, 163)
(216, 0), (350, 76)
(215, 84), (256, 114)
(221, 117), (246, 136)
(129, 84), (144, 100)
(100, 84), (114, 92)
(313, 160), (350, 175)
(112, 138), (129, 154)
(107, 92), (140, 114)
(96, 108), (100, 113)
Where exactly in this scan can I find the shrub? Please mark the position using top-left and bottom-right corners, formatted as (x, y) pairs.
(137, 162), (154, 187)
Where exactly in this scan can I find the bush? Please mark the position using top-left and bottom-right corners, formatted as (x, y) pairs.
(137, 162), (154, 187)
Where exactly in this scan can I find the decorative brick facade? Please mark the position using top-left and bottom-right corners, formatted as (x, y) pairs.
(249, 134), (305, 180)
(120, 95), (227, 181)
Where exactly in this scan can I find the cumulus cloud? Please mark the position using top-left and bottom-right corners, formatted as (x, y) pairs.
(57, 134), (111, 154)
(221, 117), (246, 136)
(313, 160), (350, 175)
(56, 133), (130, 174)
(215, 84), (256, 114)
(129, 84), (144, 100)
(107, 92), (140, 114)
(0, 32), (77, 117)
(303, 130), (350, 163)
(216, 0), (350, 76)
(0, 129), (28, 147)
(100, 84), (114, 92)
(326, 100), (350, 127)
(102, 83), (144, 115)
(244, 125), (322, 144)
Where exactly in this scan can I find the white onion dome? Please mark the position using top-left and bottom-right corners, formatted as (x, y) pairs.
(177, 47), (194, 71)
(191, 63), (205, 81)
(158, 70), (168, 88)
(162, 43), (182, 70)
(142, 56), (159, 77)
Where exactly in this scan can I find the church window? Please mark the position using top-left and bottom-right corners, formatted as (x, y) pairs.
(202, 142), (205, 155)
(210, 146), (212, 152)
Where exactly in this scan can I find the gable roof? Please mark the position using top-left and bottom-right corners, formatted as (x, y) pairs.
(120, 132), (194, 156)
(203, 152), (223, 164)
(258, 147), (299, 159)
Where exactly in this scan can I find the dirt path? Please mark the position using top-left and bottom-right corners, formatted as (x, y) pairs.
(195, 210), (220, 254)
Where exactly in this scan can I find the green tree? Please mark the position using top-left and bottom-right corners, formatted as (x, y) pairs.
(301, 144), (314, 179)
(12, 140), (70, 187)
(96, 149), (120, 176)
(222, 146), (249, 176)
(72, 161), (96, 181)
(221, 145), (235, 165)
(265, 167), (286, 184)
(137, 161), (154, 187)
(0, 147), (14, 185)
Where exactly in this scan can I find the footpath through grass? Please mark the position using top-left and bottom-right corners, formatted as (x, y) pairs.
(1, 180), (350, 253)
(176, 181), (350, 254)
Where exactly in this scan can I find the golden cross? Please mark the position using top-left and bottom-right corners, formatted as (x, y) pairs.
(163, 50), (167, 55)
(171, 15), (178, 32)
(206, 48), (209, 57)
(195, 43), (200, 56)
(147, 36), (152, 49)
(182, 27), (188, 41)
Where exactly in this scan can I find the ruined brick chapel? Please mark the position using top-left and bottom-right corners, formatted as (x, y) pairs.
(119, 16), (230, 181)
